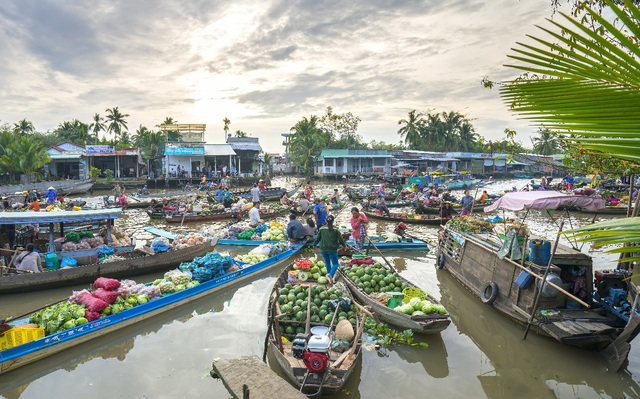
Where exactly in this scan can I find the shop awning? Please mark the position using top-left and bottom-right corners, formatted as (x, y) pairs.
(204, 144), (236, 156)
(48, 154), (83, 160)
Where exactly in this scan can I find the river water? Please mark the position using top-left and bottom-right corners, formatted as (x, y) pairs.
(1, 178), (639, 399)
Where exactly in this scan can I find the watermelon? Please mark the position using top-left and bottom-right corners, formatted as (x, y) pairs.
(318, 276), (328, 285)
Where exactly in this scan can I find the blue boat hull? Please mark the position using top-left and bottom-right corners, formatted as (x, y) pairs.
(0, 245), (302, 374)
(217, 236), (429, 251)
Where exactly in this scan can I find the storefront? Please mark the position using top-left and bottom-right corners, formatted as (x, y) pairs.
(164, 144), (205, 178)
(85, 145), (145, 178)
(45, 142), (87, 180)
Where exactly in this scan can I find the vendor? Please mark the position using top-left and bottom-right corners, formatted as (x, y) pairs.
(15, 243), (43, 273)
(477, 190), (489, 204)
(286, 213), (308, 243)
(440, 201), (456, 219)
(249, 202), (262, 227)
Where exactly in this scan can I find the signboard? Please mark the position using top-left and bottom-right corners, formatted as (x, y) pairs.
(86, 145), (115, 155)
(165, 146), (205, 155)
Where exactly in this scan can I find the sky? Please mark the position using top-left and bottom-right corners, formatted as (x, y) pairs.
(0, 0), (564, 153)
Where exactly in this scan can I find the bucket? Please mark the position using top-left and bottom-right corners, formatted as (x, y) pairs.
(387, 297), (403, 309)
(287, 270), (298, 284)
(529, 240), (551, 266)
(403, 287), (426, 304)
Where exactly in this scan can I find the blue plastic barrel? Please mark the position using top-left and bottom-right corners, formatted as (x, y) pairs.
(529, 240), (551, 266)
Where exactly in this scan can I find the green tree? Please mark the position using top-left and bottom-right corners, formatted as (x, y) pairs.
(369, 140), (406, 150)
(89, 113), (105, 142)
(235, 130), (249, 137)
(159, 117), (180, 142)
(457, 122), (479, 152)
(319, 107), (362, 149)
(499, 0), (640, 270)
(105, 107), (130, 141)
(289, 116), (329, 175)
(0, 135), (50, 182)
(397, 110), (424, 149)
(133, 125), (165, 169)
(531, 128), (562, 155)
(223, 117), (231, 141)
(54, 119), (90, 145)
(13, 119), (35, 136)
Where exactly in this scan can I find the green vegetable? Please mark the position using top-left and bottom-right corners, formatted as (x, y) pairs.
(76, 317), (88, 325)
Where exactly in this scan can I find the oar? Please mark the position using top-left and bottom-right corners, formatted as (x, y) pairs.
(365, 237), (398, 274)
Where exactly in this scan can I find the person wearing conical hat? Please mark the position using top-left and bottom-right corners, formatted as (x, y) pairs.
(46, 186), (57, 205)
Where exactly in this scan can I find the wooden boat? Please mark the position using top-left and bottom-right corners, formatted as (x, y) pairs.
(362, 199), (411, 209)
(165, 212), (232, 223)
(338, 262), (450, 333)
(573, 205), (631, 215)
(437, 191), (640, 370)
(216, 235), (429, 251)
(346, 190), (398, 202)
(0, 179), (95, 196)
(0, 239), (218, 294)
(362, 210), (444, 226)
(267, 263), (363, 395)
(258, 207), (289, 221)
(414, 202), (492, 214)
(233, 185), (300, 202)
(0, 243), (303, 374)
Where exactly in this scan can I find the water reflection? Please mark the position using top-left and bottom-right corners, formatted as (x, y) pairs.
(392, 334), (449, 379)
(437, 269), (640, 399)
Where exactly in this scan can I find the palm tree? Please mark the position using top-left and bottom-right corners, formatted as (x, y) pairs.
(499, 0), (640, 262)
(289, 116), (328, 175)
(13, 119), (35, 135)
(422, 113), (445, 151)
(159, 117), (180, 142)
(397, 110), (424, 149)
(440, 111), (464, 150)
(531, 128), (561, 155)
(223, 117), (231, 142)
(457, 122), (478, 152)
(54, 119), (90, 145)
(105, 107), (130, 141)
(89, 113), (105, 141)
(0, 135), (50, 182)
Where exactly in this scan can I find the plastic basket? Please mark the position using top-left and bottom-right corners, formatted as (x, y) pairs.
(1, 327), (45, 350)
(403, 287), (426, 304)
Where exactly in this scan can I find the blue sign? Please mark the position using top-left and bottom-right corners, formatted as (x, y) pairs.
(165, 146), (204, 155)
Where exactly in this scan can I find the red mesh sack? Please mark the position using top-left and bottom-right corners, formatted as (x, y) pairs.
(79, 295), (108, 313)
(93, 277), (121, 291)
(92, 288), (120, 304)
(85, 311), (101, 322)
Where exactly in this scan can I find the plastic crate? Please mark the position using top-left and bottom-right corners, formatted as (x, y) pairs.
(2, 327), (45, 349)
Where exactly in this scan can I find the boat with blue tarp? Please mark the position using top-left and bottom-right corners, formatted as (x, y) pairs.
(0, 243), (303, 374)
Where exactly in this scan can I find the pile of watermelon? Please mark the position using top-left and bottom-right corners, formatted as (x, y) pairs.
(277, 284), (357, 336)
(343, 263), (408, 295)
(293, 257), (329, 284)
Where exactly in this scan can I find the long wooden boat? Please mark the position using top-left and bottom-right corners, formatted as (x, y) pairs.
(362, 210), (444, 226)
(574, 205), (632, 215)
(362, 199), (411, 209)
(439, 191), (640, 370)
(165, 212), (232, 223)
(0, 243), (303, 374)
(346, 191), (398, 202)
(338, 262), (450, 333)
(267, 263), (363, 395)
(0, 239), (217, 294)
(413, 202), (492, 214)
(216, 235), (429, 252)
(233, 185), (300, 202)
(0, 179), (94, 196)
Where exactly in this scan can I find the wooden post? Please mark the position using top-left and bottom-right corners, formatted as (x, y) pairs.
(106, 220), (112, 246)
(48, 222), (55, 253)
(243, 384), (250, 399)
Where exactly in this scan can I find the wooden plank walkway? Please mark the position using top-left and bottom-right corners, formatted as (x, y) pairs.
(211, 356), (306, 399)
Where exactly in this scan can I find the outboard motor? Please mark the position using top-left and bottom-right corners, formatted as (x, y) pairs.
(303, 334), (330, 374)
(595, 269), (633, 321)
(394, 223), (407, 237)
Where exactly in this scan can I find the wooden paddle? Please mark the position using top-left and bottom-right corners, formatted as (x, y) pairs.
(365, 237), (398, 274)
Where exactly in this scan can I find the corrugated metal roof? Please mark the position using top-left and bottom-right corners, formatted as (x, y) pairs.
(205, 144), (236, 156)
(49, 154), (83, 160)
(318, 149), (392, 160)
(228, 137), (262, 152)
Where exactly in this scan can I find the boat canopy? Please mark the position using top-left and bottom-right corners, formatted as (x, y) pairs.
(484, 191), (605, 213)
(0, 208), (122, 225)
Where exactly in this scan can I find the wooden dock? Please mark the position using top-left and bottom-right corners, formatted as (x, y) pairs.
(211, 356), (306, 399)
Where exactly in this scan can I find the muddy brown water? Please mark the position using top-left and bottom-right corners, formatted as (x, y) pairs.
(1, 178), (639, 398)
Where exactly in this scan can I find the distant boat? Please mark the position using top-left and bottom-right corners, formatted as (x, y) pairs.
(0, 179), (94, 196)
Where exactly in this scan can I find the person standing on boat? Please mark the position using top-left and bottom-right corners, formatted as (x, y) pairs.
(223, 188), (232, 208)
(304, 181), (313, 201)
(251, 183), (261, 203)
(216, 186), (225, 202)
(45, 186), (56, 205)
(113, 184), (121, 203)
(258, 179), (267, 191)
(350, 207), (369, 253)
(15, 243), (43, 273)
(540, 176), (547, 188)
(313, 215), (346, 285)
(433, 175), (440, 190)
(220, 176), (227, 188)
(460, 190), (474, 216)
(563, 173), (574, 191)
(249, 201), (262, 227)
(286, 213), (308, 244)
(313, 198), (328, 228)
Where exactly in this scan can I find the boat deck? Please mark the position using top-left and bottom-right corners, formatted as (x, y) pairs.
(211, 356), (306, 399)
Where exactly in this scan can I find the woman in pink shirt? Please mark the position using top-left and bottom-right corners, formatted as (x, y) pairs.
(350, 207), (369, 253)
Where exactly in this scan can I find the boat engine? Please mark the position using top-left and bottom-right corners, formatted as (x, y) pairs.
(595, 269), (633, 321)
(303, 334), (330, 374)
(394, 223), (407, 236)
(292, 333), (309, 359)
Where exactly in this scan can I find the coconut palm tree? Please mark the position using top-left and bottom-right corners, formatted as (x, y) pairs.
(223, 117), (231, 142)
(499, 0), (640, 262)
(531, 128), (561, 155)
(457, 122), (479, 152)
(89, 113), (105, 141)
(13, 119), (35, 135)
(289, 116), (329, 175)
(159, 117), (180, 142)
(105, 107), (130, 141)
(397, 110), (424, 149)
(0, 135), (50, 182)
(54, 119), (90, 145)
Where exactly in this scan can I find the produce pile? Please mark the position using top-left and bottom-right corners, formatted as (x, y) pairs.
(260, 222), (286, 241)
(172, 233), (207, 249)
(152, 270), (200, 294)
(234, 243), (289, 265)
(381, 233), (402, 243)
(447, 216), (494, 233)
(179, 251), (234, 282)
(293, 256), (329, 284)
(227, 223), (252, 239)
(235, 252), (267, 264)
(342, 263), (408, 295)
(237, 228), (255, 240)
(99, 226), (132, 247)
(61, 234), (105, 251)
(394, 297), (447, 316)
(277, 284), (357, 336)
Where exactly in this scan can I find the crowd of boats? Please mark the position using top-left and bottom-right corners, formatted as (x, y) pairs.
(0, 173), (639, 395)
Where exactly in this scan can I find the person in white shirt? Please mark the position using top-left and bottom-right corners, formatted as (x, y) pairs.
(251, 183), (261, 203)
(249, 202), (262, 227)
(297, 196), (310, 213)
